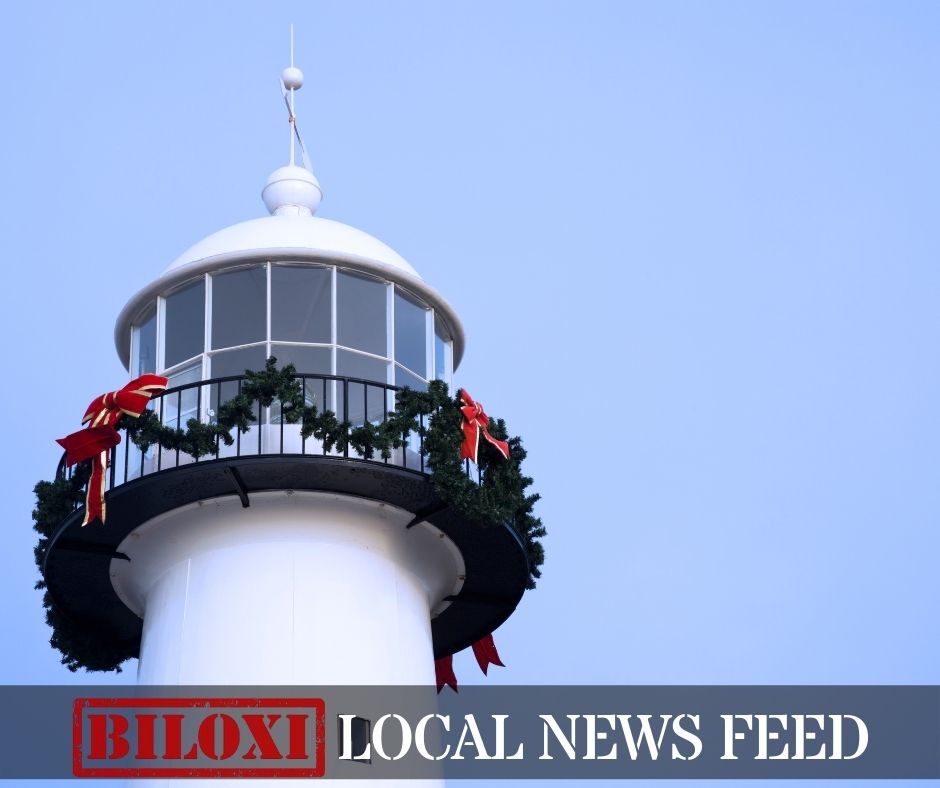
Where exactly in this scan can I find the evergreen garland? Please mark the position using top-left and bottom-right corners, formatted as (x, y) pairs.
(33, 358), (544, 672)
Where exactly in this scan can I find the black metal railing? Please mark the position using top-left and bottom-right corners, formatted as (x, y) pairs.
(59, 373), (444, 495)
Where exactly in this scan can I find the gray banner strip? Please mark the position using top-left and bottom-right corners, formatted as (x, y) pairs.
(0, 686), (937, 779)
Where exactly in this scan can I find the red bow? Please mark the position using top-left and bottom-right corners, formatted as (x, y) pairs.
(57, 374), (168, 526)
(458, 389), (509, 465)
(435, 633), (505, 693)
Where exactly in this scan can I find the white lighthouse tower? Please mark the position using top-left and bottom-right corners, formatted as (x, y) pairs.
(42, 47), (530, 783)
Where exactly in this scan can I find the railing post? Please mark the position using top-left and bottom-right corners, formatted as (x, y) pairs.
(236, 379), (242, 457)
(174, 390), (182, 468)
(322, 378), (328, 456)
(403, 420), (408, 470)
(301, 377), (307, 455)
(125, 419), (132, 482)
(195, 383), (202, 464)
(279, 381), (286, 454)
(156, 396), (163, 473)
(383, 386), (389, 465)
(343, 379), (349, 458)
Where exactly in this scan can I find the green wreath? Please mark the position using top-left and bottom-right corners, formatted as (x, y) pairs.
(33, 358), (544, 672)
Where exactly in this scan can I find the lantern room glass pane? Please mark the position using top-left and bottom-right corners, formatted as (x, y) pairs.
(163, 363), (201, 428)
(271, 344), (332, 375)
(133, 306), (157, 376)
(395, 364), (427, 392)
(394, 290), (427, 376)
(210, 345), (268, 379)
(271, 266), (331, 343)
(336, 349), (388, 383)
(271, 345), (334, 422)
(337, 271), (386, 356)
(209, 345), (268, 418)
(164, 280), (205, 368)
(336, 351), (389, 423)
(211, 267), (266, 349)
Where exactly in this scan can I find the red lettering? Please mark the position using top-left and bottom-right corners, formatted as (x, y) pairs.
(134, 714), (157, 759)
(161, 714), (185, 760)
(198, 713), (240, 761)
(286, 713), (310, 760)
(242, 714), (283, 759)
(87, 714), (130, 760)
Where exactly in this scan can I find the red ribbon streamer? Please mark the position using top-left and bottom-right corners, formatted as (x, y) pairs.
(471, 633), (505, 675)
(57, 374), (168, 526)
(435, 633), (505, 693)
(458, 389), (509, 465)
(435, 655), (458, 693)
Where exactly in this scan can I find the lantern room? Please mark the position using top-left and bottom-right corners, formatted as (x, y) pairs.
(114, 165), (464, 427)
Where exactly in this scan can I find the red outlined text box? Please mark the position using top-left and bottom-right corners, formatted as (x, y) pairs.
(73, 697), (326, 778)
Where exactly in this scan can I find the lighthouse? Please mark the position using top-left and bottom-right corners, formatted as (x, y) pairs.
(40, 45), (532, 716)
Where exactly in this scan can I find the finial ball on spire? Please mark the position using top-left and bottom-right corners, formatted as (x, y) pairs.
(282, 66), (304, 90)
(263, 165), (322, 217)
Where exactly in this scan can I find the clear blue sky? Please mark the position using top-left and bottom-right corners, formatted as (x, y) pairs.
(2, 1), (939, 785)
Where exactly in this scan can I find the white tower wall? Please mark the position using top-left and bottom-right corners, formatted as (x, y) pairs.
(111, 491), (462, 685)
(111, 491), (456, 786)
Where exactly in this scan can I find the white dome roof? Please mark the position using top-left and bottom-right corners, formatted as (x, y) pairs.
(166, 215), (420, 279)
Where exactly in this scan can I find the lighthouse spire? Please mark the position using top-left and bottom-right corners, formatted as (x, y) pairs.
(288, 24), (296, 166)
(280, 24), (313, 173)
(264, 27), (323, 217)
